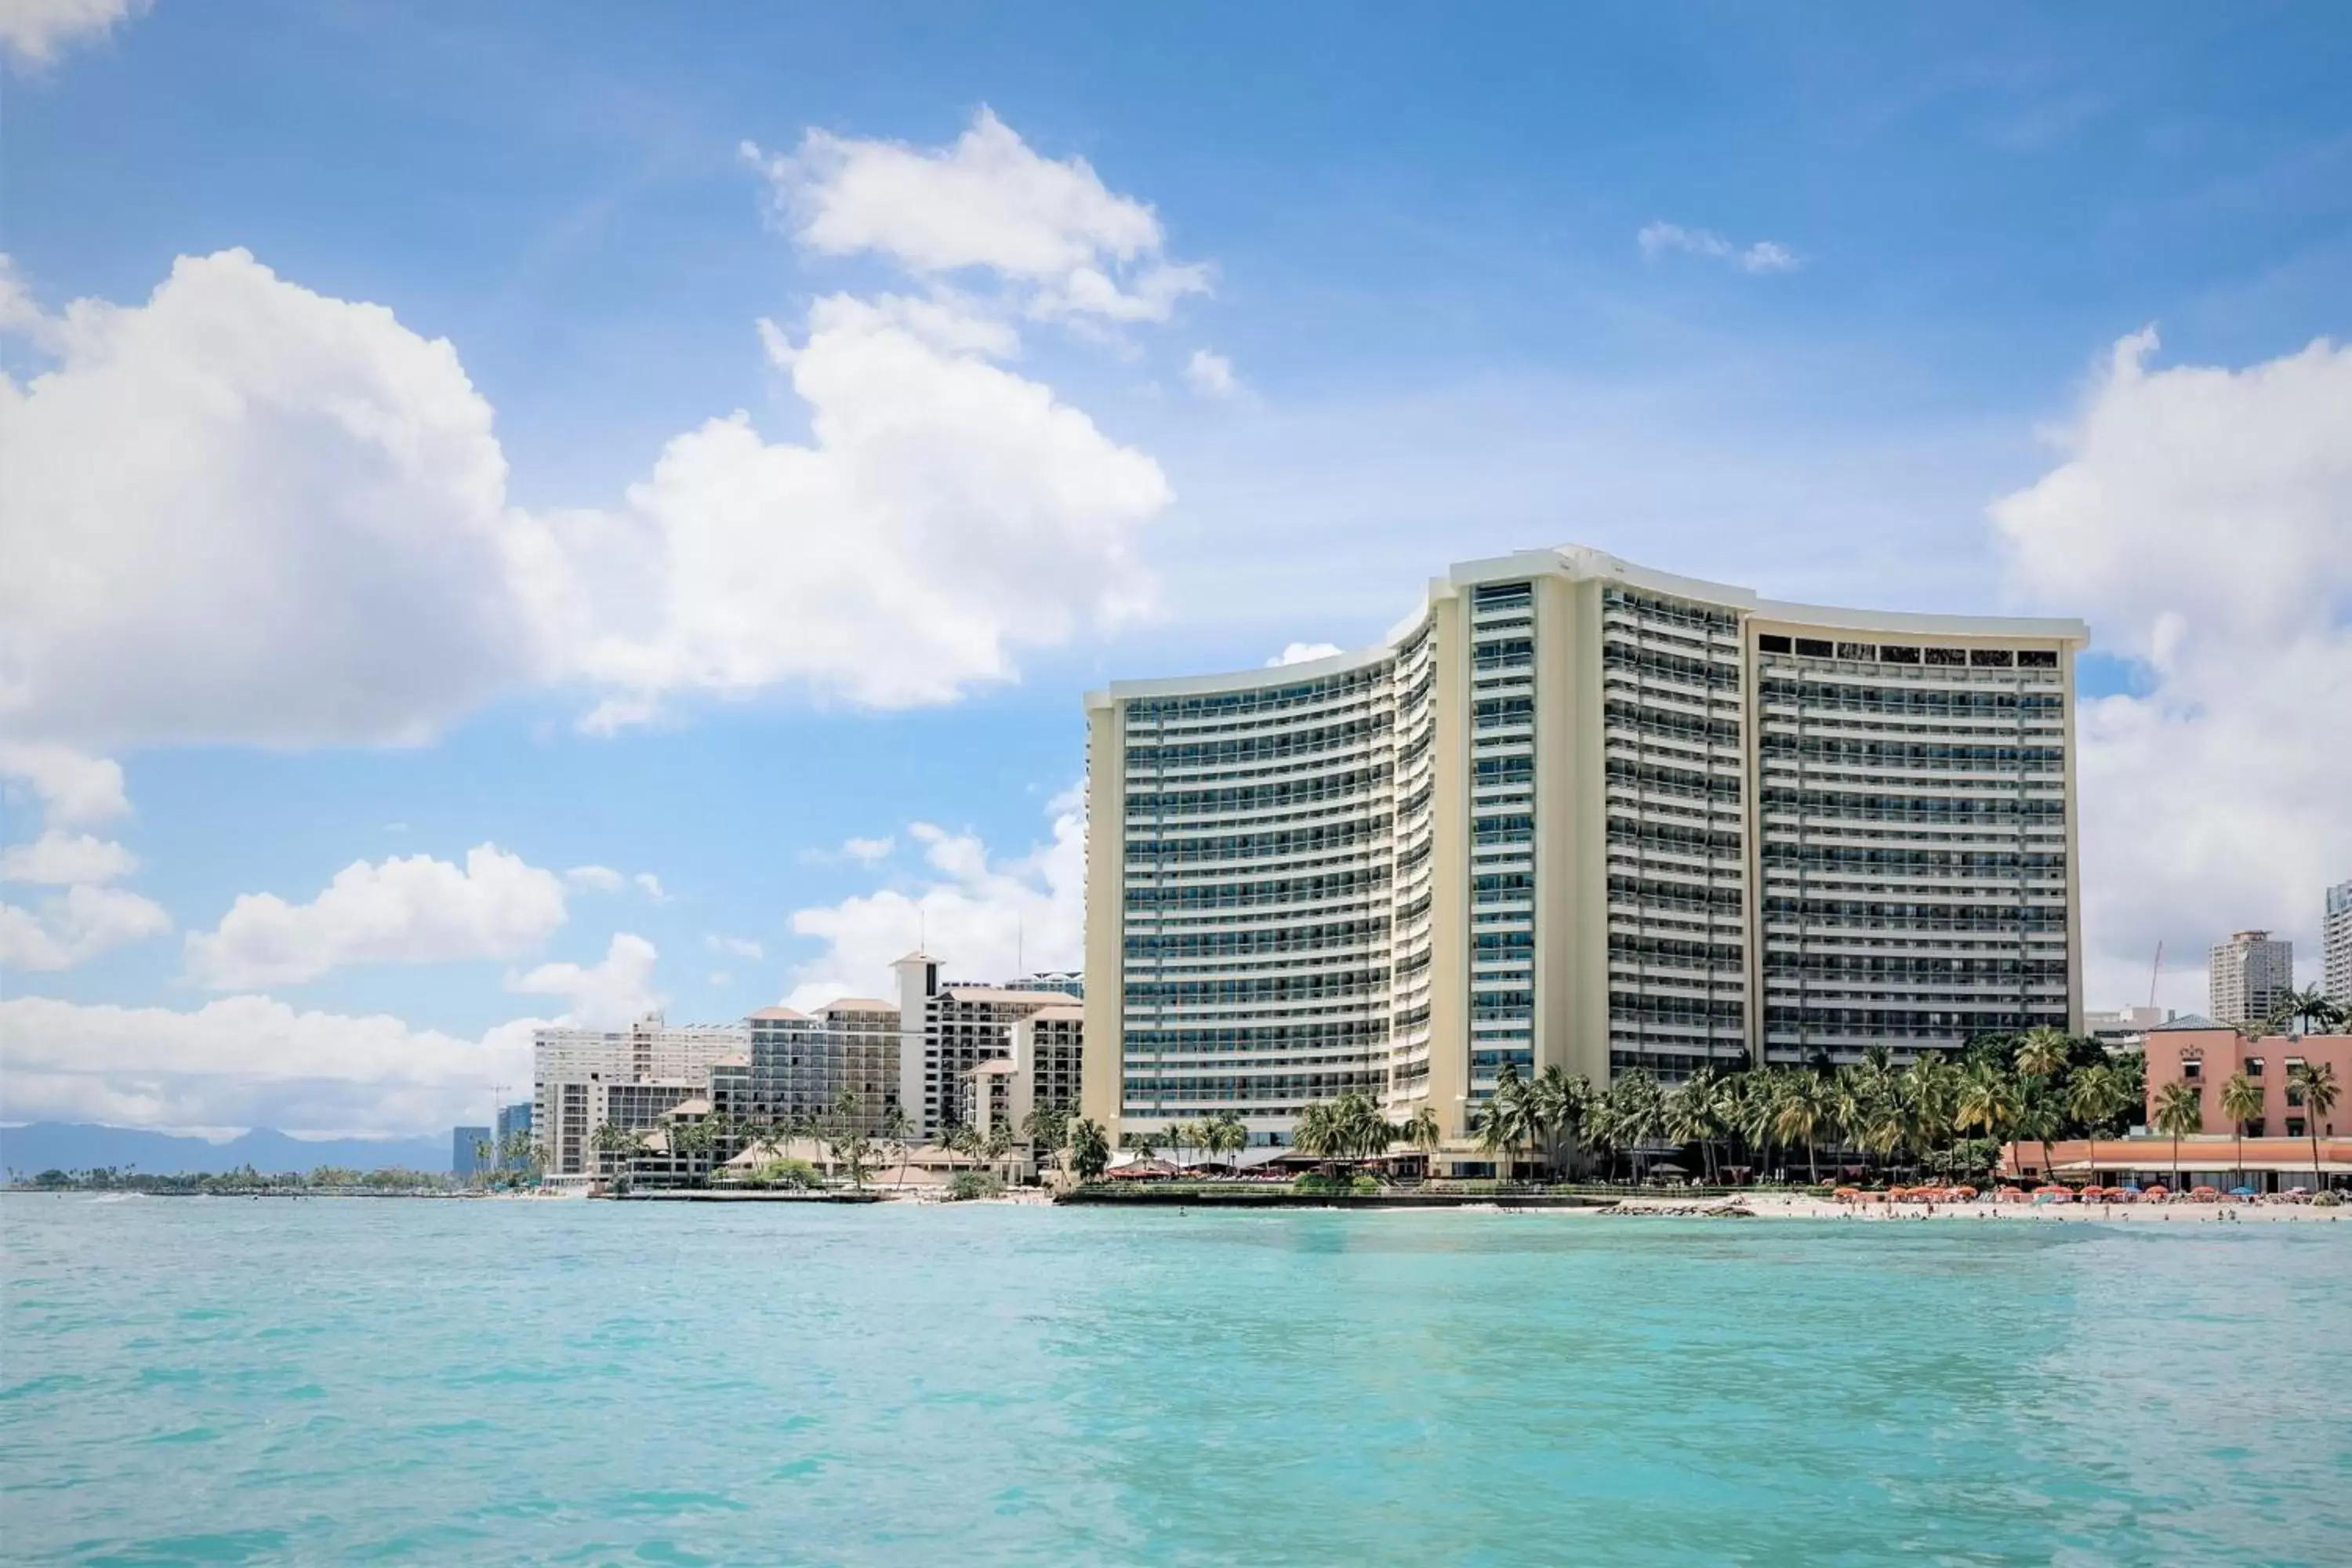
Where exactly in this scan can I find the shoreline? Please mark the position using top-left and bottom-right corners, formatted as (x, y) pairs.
(1608, 1193), (2349, 1224)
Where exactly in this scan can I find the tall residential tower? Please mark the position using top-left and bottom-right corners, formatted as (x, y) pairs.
(2325, 880), (2351, 1007)
(1082, 546), (2087, 1163)
(2209, 930), (2295, 1027)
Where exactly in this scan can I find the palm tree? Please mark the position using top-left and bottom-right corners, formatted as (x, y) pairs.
(1954, 1061), (2020, 1151)
(2267, 985), (2337, 1036)
(1400, 1105), (1442, 1174)
(2014, 1080), (2063, 1185)
(1665, 1073), (1725, 1185)
(1022, 1106), (1070, 1185)
(589, 1120), (638, 1194)
(2151, 1080), (2202, 1189)
(2217, 1070), (2265, 1191)
(1291, 1102), (1338, 1163)
(2014, 1025), (2071, 1083)
(1607, 1071), (1667, 1183)
(1773, 1072), (1834, 1185)
(470, 1137), (495, 1189)
(1203, 1110), (1248, 1174)
(1527, 1065), (1591, 1178)
(881, 1103), (914, 1189)
(1068, 1117), (1111, 1182)
(1475, 1065), (1533, 1181)
(2066, 1062), (2131, 1180)
(2286, 1059), (2339, 1193)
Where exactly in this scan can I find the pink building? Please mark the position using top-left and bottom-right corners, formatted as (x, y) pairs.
(2142, 1021), (2350, 1142)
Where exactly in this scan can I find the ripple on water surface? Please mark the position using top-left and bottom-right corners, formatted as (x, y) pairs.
(3, 1196), (2348, 1565)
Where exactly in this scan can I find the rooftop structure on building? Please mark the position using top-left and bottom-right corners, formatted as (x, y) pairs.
(1083, 543), (2087, 1169)
(2209, 931), (2294, 1027)
(2084, 1005), (2172, 1047)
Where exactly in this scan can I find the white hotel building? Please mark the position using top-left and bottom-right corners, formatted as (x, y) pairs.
(532, 1014), (749, 1181)
(1082, 546), (2087, 1157)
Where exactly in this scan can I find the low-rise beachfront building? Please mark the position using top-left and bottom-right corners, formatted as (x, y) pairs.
(532, 1013), (748, 1182)
(2142, 1021), (2351, 1143)
(2003, 1135), (2352, 1192)
(1083, 543), (2087, 1168)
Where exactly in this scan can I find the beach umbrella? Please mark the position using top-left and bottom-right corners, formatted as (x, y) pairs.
(2229, 1186), (2257, 1196)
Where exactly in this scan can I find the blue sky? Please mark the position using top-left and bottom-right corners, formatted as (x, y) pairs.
(4, 1), (2349, 1134)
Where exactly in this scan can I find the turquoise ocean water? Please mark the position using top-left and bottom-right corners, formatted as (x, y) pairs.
(3, 1195), (2348, 1565)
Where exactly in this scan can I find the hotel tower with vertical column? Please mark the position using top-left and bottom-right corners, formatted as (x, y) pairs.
(1081, 546), (2087, 1167)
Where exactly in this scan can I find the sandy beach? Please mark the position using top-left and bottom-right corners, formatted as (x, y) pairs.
(1610, 1193), (2350, 1224)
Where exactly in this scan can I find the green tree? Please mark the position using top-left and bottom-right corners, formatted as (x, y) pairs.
(1606, 1070), (1667, 1182)
(1527, 1064), (1592, 1178)
(2286, 1059), (2339, 1193)
(1954, 1061), (2020, 1153)
(1472, 1063), (1534, 1181)
(1400, 1104), (1442, 1173)
(1665, 1070), (1726, 1184)
(2151, 1080), (2203, 1189)
(2217, 1070), (2266, 1190)
(1022, 1105), (1071, 1185)
(1203, 1110), (1248, 1173)
(1773, 1072), (1834, 1185)
(1068, 1117), (1111, 1181)
(589, 1120), (638, 1195)
(2067, 1062), (2131, 1146)
(2267, 985), (2339, 1036)
(2014, 1025), (2072, 1083)
(881, 1103), (914, 1189)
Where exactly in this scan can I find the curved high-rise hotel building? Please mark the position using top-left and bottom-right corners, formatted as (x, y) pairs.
(1081, 546), (2087, 1163)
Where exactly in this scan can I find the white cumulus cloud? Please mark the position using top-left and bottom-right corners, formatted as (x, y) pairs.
(1268, 641), (1344, 667)
(0, 741), (128, 826)
(521, 290), (1168, 725)
(1991, 328), (2352, 1007)
(1637, 222), (1802, 274)
(783, 787), (1083, 1011)
(1, 829), (137, 885)
(2, 122), (1185, 747)
(507, 932), (663, 1028)
(0, 0), (142, 68)
(707, 933), (764, 960)
(182, 843), (569, 989)
(1185, 348), (1239, 399)
(565, 864), (626, 891)
(0, 883), (171, 971)
(750, 107), (1209, 325)
(0, 994), (535, 1138)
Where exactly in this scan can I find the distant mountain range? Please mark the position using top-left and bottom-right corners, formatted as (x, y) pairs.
(0, 1122), (452, 1178)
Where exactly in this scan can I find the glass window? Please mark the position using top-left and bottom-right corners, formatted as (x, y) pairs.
(2245, 1056), (2264, 1076)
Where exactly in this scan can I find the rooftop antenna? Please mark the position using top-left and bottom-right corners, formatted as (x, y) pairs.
(919, 906), (927, 954)
(2148, 939), (2163, 1011)
(1017, 916), (1025, 980)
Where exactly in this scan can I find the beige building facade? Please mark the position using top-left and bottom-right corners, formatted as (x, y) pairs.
(2209, 930), (2295, 1027)
(1083, 545), (2087, 1153)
